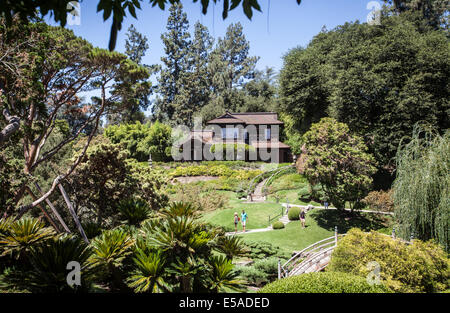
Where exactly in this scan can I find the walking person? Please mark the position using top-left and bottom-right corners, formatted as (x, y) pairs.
(324, 200), (329, 210)
(241, 210), (248, 233)
(299, 209), (306, 229)
(233, 212), (240, 233)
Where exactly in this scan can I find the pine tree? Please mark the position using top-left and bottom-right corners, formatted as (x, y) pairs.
(171, 22), (214, 127)
(108, 24), (153, 124)
(205, 22), (259, 115)
(153, 2), (191, 124)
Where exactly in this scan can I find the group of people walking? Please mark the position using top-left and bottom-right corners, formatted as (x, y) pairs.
(233, 201), (329, 233)
(234, 210), (248, 233)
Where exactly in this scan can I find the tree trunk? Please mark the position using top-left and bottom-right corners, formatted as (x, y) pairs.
(34, 181), (71, 233)
(0, 109), (20, 147)
(25, 186), (61, 232)
(58, 183), (89, 243)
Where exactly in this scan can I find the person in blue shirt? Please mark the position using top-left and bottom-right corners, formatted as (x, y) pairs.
(241, 210), (248, 232)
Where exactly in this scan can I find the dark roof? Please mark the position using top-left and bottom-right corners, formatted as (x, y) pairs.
(207, 112), (284, 125)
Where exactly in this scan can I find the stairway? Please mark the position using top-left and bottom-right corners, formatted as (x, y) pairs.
(279, 214), (290, 225)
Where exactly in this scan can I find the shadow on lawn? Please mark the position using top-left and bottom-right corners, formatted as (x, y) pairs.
(312, 209), (389, 233)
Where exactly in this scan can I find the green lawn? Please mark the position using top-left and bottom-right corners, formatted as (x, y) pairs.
(202, 200), (285, 231)
(265, 172), (322, 206)
(237, 209), (394, 254)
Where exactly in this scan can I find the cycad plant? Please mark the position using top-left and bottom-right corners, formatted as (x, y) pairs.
(89, 228), (135, 291)
(159, 201), (198, 219)
(208, 255), (245, 293)
(0, 217), (56, 261)
(127, 248), (168, 293)
(1, 235), (94, 293)
(215, 236), (249, 261)
(118, 198), (152, 226)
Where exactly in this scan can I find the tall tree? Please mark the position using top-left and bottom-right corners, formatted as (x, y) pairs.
(108, 24), (153, 124)
(152, 2), (191, 125)
(393, 126), (449, 251)
(0, 19), (149, 220)
(280, 10), (449, 185)
(175, 22), (214, 127)
(201, 22), (259, 119)
(297, 118), (377, 211)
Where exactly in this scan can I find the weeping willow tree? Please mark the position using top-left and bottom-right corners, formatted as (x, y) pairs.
(393, 126), (449, 251)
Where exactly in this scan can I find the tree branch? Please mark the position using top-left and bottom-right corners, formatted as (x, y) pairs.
(0, 108), (20, 147)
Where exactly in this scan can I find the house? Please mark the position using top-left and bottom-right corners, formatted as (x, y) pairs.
(176, 112), (292, 163)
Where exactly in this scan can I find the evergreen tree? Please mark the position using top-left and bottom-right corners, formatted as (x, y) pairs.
(153, 2), (191, 125)
(280, 10), (449, 185)
(175, 22), (214, 127)
(109, 24), (154, 124)
(203, 22), (259, 116)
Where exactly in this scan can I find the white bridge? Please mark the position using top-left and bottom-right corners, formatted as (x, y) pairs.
(278, 227), (344, 278)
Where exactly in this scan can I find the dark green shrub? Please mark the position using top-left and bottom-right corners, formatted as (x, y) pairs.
(253, 257), (280, 281)
(81, 221), (102, 239)
(288, 207), (301, 221)
(272, 221), (285, 229)
(246, 241), (289, 260)
(258, 272), (391, 293)
(234, 265), (268, 287)
(328, 228), (450, 293)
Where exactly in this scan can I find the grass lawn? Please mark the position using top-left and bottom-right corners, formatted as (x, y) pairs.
(236, 209), (394, 254)
(202, 200), (285, 231)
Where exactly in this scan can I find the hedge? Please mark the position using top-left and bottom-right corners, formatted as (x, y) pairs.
(328, 228), (450, 293)
(258, 272), (391, 293)
(272, 221), (285, 230)
(287, 207), (301, 221)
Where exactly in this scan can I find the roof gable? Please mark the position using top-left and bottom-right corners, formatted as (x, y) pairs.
(206, 112), (283, 125)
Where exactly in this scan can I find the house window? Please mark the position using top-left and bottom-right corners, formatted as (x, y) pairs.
(265, 128), (271, 140)
(222, 127), (239, 139)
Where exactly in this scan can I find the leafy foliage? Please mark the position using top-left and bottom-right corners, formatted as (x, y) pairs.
(258, 271), (391, 293)
(327, 228), (450, 293)
(297, 118), (377, 210)
(362, 190), (394, 212)
(0, 217), (56, 261)
(393, 127), (449, 251)
(280, 10), (449, 175)
(272, 221), (285, 229)
(287, 207), (301, 221)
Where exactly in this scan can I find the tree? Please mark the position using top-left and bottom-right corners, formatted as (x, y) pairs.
(280, 10), (449, 183)
(140, 121), (173, 162)
(175, 22), (214, 127)
(0, 0), (303, 51)
(297, 118), (377, 211)
(385, 0), (449, 31)
(204, 22), (259, 115)
(153, 2), (191, 125)
(0, 20), (150, 221)
(108, 24), (153, 124)
(393, 126), (449, 251)
(104, 121), (172, 162)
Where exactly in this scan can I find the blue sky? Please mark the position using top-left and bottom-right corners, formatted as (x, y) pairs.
(59, 0), (382, 72)
(49, 0), (383, 114)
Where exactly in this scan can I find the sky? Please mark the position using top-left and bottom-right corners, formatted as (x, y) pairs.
(47, 0), (384, 114)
